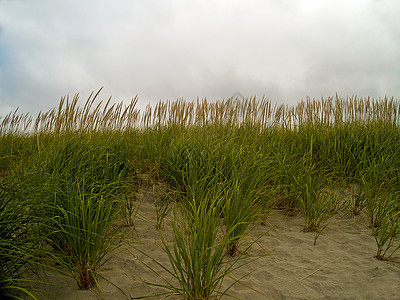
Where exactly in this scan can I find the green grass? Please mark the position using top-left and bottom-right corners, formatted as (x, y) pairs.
(0, 93), (400, 297)
(0, 179), (44, 299)
(136, 189), (258, 300)
(51, 180), (122, 289)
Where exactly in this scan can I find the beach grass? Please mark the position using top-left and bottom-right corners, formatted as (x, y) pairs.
(0, 91), (400, 298)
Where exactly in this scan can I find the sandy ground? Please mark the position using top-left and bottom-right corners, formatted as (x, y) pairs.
(27, 179), (400, 300)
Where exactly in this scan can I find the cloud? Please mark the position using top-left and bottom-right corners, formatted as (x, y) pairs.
(0, 0), (399, 117)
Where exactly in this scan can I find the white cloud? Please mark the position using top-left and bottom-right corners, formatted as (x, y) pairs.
(0, 0), (399, 116)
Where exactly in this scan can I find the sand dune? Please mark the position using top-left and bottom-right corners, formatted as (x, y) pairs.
(28, 181), (400, 300)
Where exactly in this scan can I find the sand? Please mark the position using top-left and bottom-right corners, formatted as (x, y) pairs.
(27, 179), (400, 300)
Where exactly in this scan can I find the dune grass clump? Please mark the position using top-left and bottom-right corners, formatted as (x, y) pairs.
(366, 191), (400, 260)
(292, 161), (336, 244)
(0, 180), (43, 299)
(220, 151), (269, 256)
(154, 185), (174, 230)
(120, 187), (141, 227)
(160, 197), (231, 299)
(373, 205), (400, 260)
(137, 191), (255, 300)
(300, 185), (336, 245)
(52, 181), (121, 289)
(362, 178), (400, 260)
(349, 185), (367, 216)
(42, 138), (129, 289)
(222, 180), (259, 256)
(10, 133), (132, 290)
(137, 141), (264, 299)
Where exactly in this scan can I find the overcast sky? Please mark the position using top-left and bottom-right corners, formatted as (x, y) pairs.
(0, 0), (399, 117)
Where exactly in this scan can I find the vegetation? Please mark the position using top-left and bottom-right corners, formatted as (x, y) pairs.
(0, 179), (44, 299)
(0, 90), (400, 298)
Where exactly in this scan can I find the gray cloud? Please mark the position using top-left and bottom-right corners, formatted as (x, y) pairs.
(0, 0), (399, 117)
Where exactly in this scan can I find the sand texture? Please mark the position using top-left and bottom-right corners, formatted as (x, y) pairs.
(27, 179), (400, 300)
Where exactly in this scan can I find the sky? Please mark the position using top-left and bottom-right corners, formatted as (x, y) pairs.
(0, 0), (399, 117)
